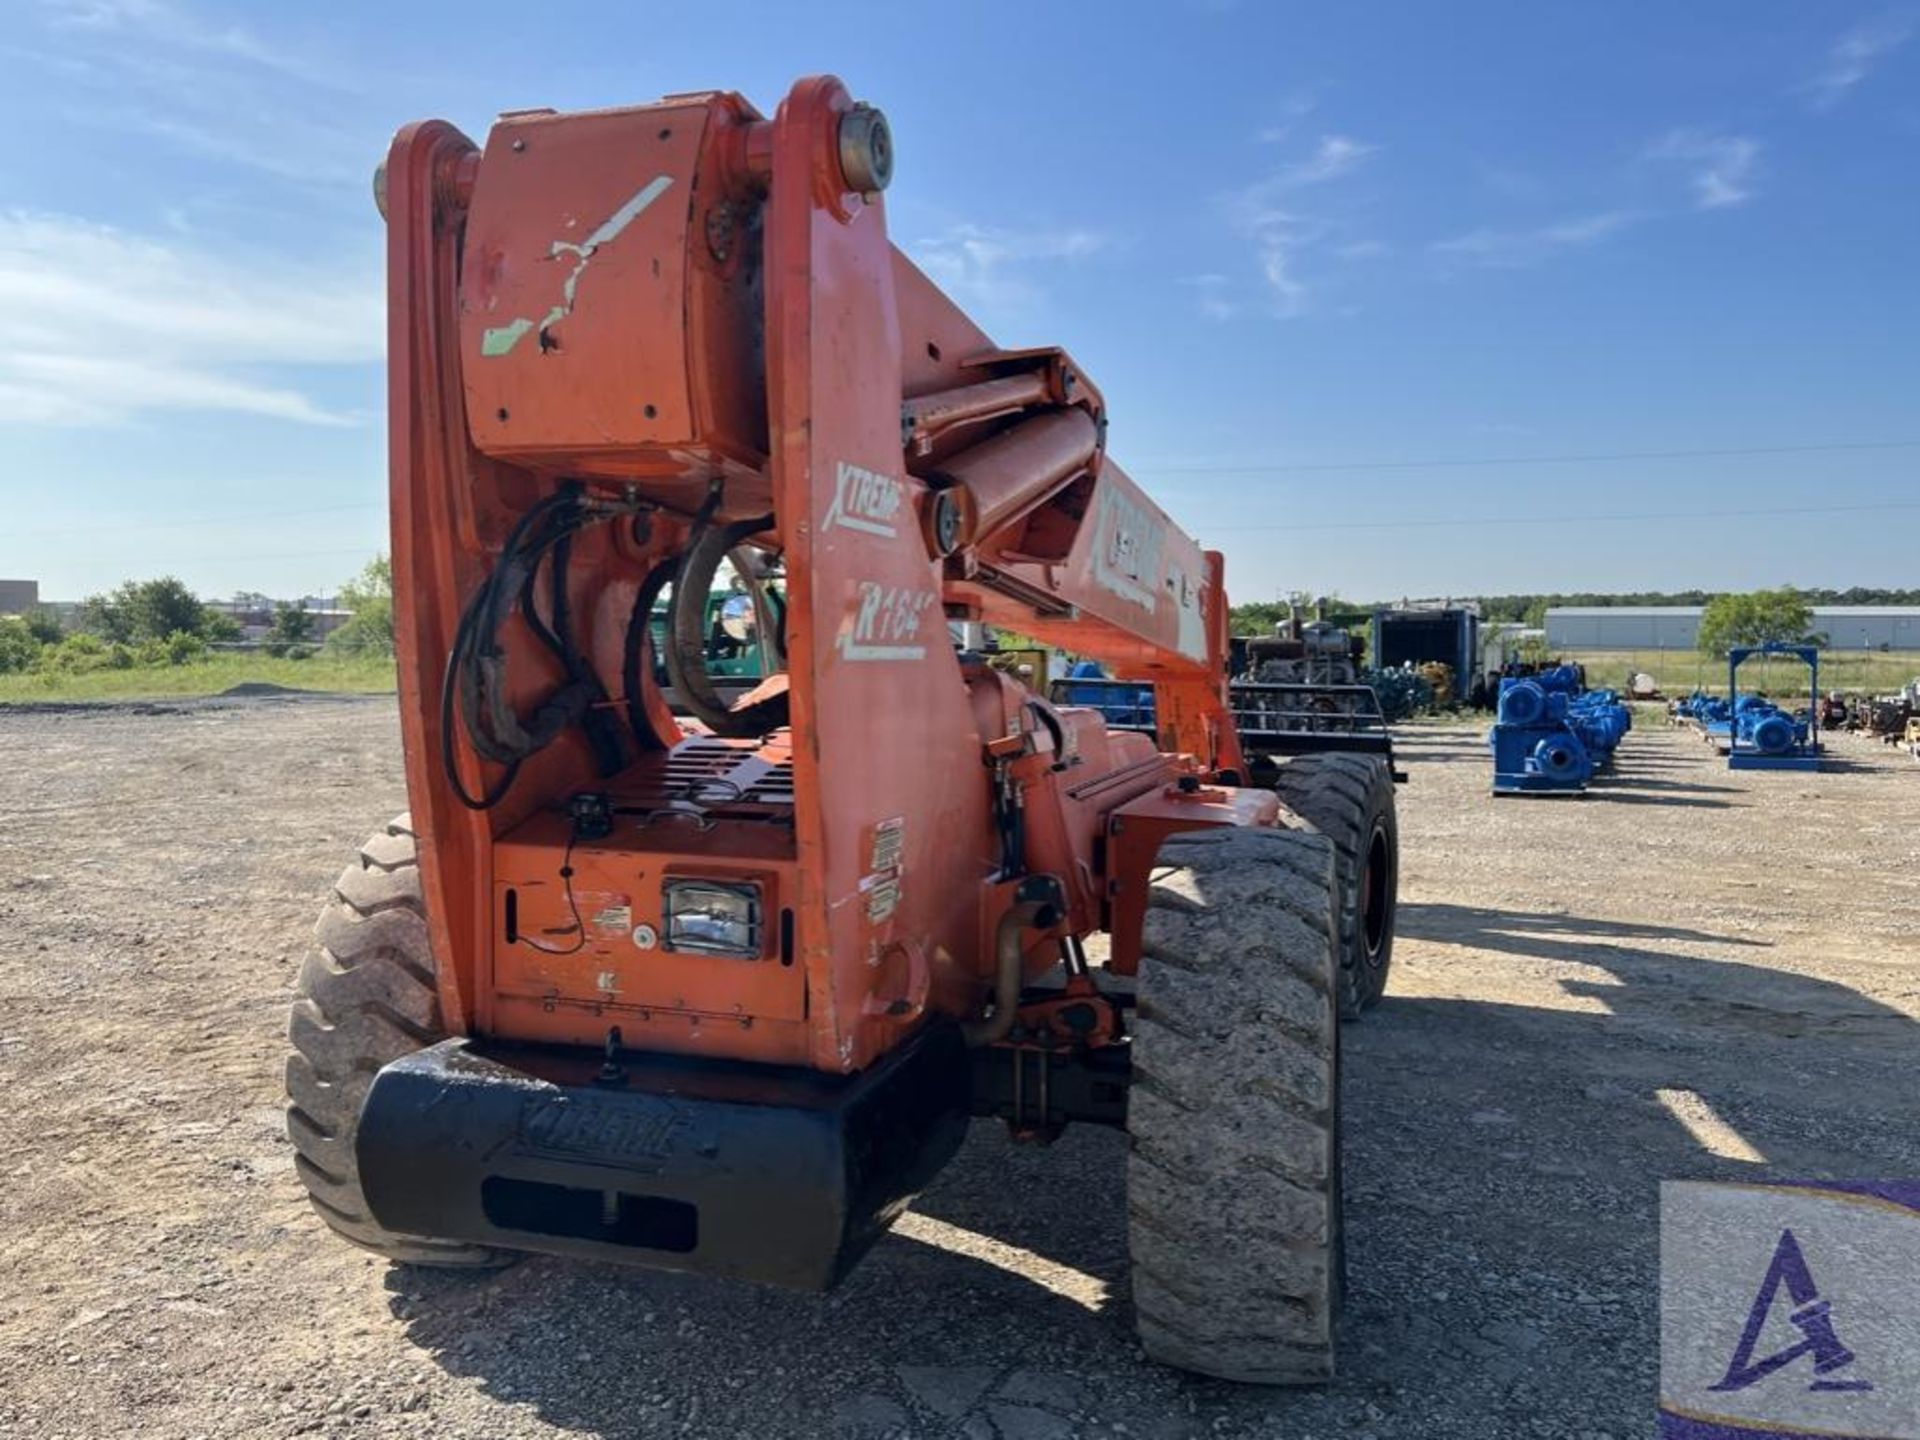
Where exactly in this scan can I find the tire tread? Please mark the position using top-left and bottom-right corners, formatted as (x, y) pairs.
(1127, 825), (1342, 1385)
(284, 816), (509, 1269)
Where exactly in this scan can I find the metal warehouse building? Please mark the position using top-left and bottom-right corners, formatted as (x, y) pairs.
(1545, 606), (1920, 651)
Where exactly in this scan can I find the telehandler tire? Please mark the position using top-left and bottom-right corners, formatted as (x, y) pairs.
(285, 815), (511, 1268)
(1127, 825), (1342, 1384)
(1270, 752), (1397, 1018)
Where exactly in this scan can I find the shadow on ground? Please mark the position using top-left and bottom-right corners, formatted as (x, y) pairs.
(385, 900), (1919, 1439)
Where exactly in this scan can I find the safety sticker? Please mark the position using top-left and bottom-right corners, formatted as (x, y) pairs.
(860, 817), (907, 924)
(577, 892), (634, 935)
(865, 876), (901, 924)
(870, 816), (906, 873)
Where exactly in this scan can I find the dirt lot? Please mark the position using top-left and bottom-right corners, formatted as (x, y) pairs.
(1, 698), (1916, 1439)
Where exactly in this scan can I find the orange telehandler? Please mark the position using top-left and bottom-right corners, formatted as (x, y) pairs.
(287, 76), (1398, 1384)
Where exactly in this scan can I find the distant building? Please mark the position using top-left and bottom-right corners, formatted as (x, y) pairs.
(205, 596), (351, 644)
(0, 579), (39, 615)
(1545, 605), (1920, 651)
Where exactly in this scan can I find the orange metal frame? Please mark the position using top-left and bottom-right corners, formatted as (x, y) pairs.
(383, 77), (1276, 1079)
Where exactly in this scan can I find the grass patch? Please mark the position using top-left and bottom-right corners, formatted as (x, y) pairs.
(0, 652), (396, 704)
(1570, 649), (1920, 697)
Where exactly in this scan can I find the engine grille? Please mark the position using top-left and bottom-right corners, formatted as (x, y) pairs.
(627, 736), (795, 810)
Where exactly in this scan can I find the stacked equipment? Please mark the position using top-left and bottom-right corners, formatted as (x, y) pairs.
(1568, 687), (1632, 767)
(1489, 666), (1630, 795)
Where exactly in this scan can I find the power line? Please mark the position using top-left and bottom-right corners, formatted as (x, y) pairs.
(1192, 498), (1920, 534)
(1140, 438), (1920, 476)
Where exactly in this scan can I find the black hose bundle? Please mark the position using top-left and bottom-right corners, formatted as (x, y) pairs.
(442, 483), (641, 810)
(663, 510), (789, 738)
(619, 555), (684, 754)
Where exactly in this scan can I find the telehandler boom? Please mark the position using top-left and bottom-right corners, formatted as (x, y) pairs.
(288, 75), (1398, 1384)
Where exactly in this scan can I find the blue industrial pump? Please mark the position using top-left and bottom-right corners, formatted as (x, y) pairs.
(1674, 691), (1731, 728)
(1736, 702), (1806, 757)
(1724, 646), (1822, 770)
(1489, 677), (1594, 794)
(1488, 664), (1631, 793)
(1671, 645), (1824, 771)
(1568, 688), (1631, 768)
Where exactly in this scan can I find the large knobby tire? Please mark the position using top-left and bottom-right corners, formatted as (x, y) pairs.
(1270, 753), (1398, 1018)
(1128, 825), (1342, 1384)
(285, 815), (510, 1267)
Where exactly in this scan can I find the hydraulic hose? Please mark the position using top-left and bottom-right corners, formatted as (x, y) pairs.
(442, 483), (640, 808)
(664, 511), (789, 738)
(620, 556), (684, 752)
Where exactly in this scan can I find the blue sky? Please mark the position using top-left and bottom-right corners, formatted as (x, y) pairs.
(1, 0), (1915, 606)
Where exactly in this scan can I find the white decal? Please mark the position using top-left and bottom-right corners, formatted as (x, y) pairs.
(837, 581), (936, 662)
(823, 461), (906, 537)
(1169, 564), (1207, 661)
(480, 174), (675, 357)
(1092, 484), (1166, 611)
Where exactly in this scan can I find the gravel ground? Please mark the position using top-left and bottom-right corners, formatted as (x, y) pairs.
(1, 697), (1916, 1439)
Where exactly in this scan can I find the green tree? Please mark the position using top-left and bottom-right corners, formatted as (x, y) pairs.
(20, 607), (64, 645)
(0, 617), (41, 674)
(1697, 587), (1815, 658)
(165, 630), (208, 665)
(78, 577), (213, 644)
(1229, 600), (1290, 636)
(42, 632), (110, 671)
(326, 555), (395, 657)
(264, 601), (316, 656)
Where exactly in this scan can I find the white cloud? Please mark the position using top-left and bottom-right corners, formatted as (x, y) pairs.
(911, 223), (1108, 317)
(1432, 211), (1638, 268)
(1273, 134), (1377, 189)
(1222, 132), (1378, 315)
(38, 0), (332, 84)
(1648, 130), (1762, 210)
(31, 0), (367, 187)
(116, 111), (365, 187)
(1255, 90), (1318, 145)
(1223, 196), (1318, 316)
(1801, 14), (1915, 110)
(0, 211), (380, 427)
(1177, 274), (1239, 321)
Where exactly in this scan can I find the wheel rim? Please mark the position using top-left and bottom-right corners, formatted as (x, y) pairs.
(1360, 821), (1392, 962)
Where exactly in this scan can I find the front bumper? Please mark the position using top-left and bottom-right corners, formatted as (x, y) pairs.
(356, 1025), (969, 1290)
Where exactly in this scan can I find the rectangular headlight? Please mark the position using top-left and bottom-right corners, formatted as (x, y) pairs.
(663, 879), (762, 957)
